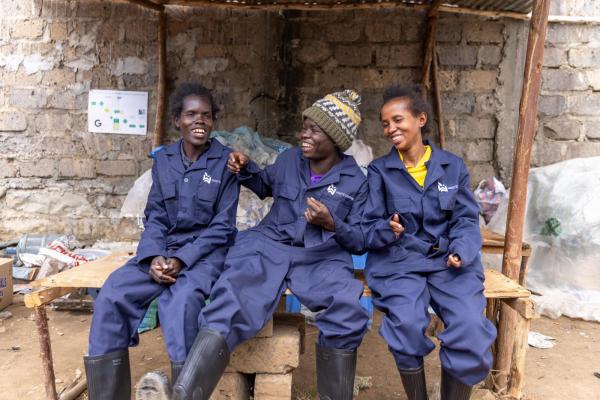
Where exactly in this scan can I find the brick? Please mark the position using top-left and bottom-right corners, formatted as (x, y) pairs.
(478, 45), (503, 66)
(458, 116), (496, 139)
(96, 160), (136, 176)
(464, 140), (493, 162)
(442, 93), (475, 115)
(333, 45), (372, 67)
(531, 140), (567, 167)
(364, 23), (403, 43)
(0, 159), (17, 178)
(324, 23), (362, 43)
(474, 94), (499, 115)
(11, 20), (44, 39)
(586, 70), (600, 90)
(375, 44), (421, 67)
(543, 47), (568, 68)
(543, 119), (582, 140)
(466, 163), (496, 188)
(254, 373), (293, 400)
(58, 159), (96, 178)
(20, 159), (54, 178)
(0, 0), (39, 18)
(49, 22), (68, 41)
(210, 372), (249, 400)
(0, 112), (27, 131)
(565, 141), (600, 160)
(538, 95), (566, 117)
(48, 90), (80, 109)
(464, 22), (503, 44)
(438, 45), (477, 67)
(567, 93), (600, 117)
(42, 69), (77, 87)
(75, 1), (110, 18)
(583, 119), (600, 139)
(568, 48), (600, 68)
(542, 69), (588, 91)
(227, 325), (300, 374)
(546, 25), (585, 45)
(438, 70), (458, 91)
(459, 70), (497, 91)
(296, 40), (332, 65)
(10, 88), (48, 108)
(436, 21), (462, 43)
(34, 112), (73, 132)
(255, 319), (274, 338)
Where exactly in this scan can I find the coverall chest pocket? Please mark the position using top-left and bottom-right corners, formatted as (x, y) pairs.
(438, 191), (457, 211)
(323, 196), (352, 221)
(274, 184), (300, 224)
(196, 183), (219, 224)
(387, 195), (415, 215)
(161, 180), (178, 224)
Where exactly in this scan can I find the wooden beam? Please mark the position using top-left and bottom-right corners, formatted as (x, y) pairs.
(502, 297), (537, 319)
(153, 9), (168, 148)
(420, 0), (444, 89)
(438, 5), (530, 20)
(122, 0), (164, 12)
(35, 306), (58, 400)
(494, 0), (551, 394)
(25, 287), (76, 308)
(166, 0), (430, 12)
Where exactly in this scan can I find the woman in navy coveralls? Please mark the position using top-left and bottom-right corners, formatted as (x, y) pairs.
(165, 90), (370, 400)
(362, 85), (496, 400)
(84, 83), (239, 400)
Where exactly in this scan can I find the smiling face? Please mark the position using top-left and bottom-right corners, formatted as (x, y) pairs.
(380, 97), (427, 152)
(175, 95), (214, 150)
(298, 117), (338, 160)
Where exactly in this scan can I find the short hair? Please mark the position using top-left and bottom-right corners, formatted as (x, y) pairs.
(169, 82), (219, 120)
(382, 84), (432, 133)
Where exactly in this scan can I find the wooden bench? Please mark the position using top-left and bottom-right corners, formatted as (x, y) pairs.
(25, 231), (535, 400)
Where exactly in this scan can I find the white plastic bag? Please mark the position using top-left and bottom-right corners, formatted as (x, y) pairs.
(120, 169), (153, 219)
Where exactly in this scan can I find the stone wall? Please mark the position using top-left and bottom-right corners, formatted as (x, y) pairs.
(0, 0), (599, 242)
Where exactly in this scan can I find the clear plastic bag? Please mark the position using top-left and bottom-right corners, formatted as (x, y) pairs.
(486, 157), (600, 321)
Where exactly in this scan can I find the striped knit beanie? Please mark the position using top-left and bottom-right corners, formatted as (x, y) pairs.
(302, 89), (362, 152)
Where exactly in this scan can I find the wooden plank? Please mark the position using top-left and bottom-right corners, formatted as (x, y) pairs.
(502, 297), (537, 319)
(495, 0), (551, 394)
(31, 252), (132, 289)
(483, 269), (530, 299)
(25, 287), (76, 308)
(123, 0), (164, 11)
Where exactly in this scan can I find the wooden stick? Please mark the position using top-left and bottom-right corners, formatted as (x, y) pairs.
(122, 0), (164, 12)
(507, 311), (531, 399)
(35, 306), (58, 400)
(495, 0), (551, 394)
(59, 377), (87, 400)
(431, 47), (445, 149)
(153, 9), (168, 148)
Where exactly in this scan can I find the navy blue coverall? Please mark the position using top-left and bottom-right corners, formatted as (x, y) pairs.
(362, 142), (496, 386)
(198, 147), (370, 352)
(88, 139), (239, 363)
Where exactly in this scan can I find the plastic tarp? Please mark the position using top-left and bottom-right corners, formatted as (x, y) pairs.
(486, 157), (600, 321)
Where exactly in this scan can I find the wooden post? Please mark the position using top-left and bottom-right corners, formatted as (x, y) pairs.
(431, 49), (446, 149)
(35, 306), (58, 400)
(153, 9), (167, 149)
(420, 0), (444, 90)
(494, 0), (551, 394)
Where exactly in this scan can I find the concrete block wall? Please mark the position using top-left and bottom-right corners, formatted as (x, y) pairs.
(1, 0), (599, 241)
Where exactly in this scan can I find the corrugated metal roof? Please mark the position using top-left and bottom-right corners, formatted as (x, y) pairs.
(151, 0), (533, 15)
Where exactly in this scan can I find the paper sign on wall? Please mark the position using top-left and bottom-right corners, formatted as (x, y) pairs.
(88, 89), (148, 135)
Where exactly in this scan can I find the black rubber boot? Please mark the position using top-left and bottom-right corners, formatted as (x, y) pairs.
(441, 369), (472, 400)
(171, 362), (184, 384)
(84, 349), (131, 400)
(398, 366), (428, 400)
(316, 343), (357, 400)
(172, 329), (230, 400)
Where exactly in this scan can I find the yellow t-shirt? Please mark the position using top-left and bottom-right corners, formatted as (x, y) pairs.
(399, 145), (431, 187)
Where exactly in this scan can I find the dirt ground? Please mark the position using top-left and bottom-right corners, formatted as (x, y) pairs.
(1, 298), (599, 400)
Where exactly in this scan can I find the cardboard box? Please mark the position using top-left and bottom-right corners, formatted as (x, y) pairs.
(0, 258), (13, 311)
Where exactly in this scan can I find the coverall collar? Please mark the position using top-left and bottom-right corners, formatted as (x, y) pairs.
(300, 152), (359, 190)
(165, 139), (225, 174)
